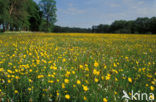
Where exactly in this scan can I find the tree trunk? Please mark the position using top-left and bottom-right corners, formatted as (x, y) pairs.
(47, 16), (49, 32)
(6, 23), (10, 31)
(3, 24), (5, 32)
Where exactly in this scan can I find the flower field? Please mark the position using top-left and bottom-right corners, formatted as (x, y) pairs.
(0, 33), (156, 102)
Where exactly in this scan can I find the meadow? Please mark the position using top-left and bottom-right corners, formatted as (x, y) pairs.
(0, 33), (156, 102)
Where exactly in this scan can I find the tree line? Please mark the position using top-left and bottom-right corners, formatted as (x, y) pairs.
(0, 0), (56, 32)
(53, 26), (91, 33)
(92, 17), (156, 34)
(53, 17), (156, 34)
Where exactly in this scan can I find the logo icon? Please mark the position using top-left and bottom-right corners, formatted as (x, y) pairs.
(122, 90), (155, 102)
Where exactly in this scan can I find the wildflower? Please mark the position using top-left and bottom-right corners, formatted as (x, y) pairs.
(28, 88), (32, 91)
(114, 91), (117, 95)
(94, 61), (99, 67)
(106, 74), (111, 80)
(57, 92), (59, 96)
(150, 94), (154, 100)
(113, 63), (117, 67)
(73, 84), (76, 87)
(29, 79), (32, 83)
(115, 78), (118, 81)
(48, 80), (54, 83)
(64, 79), (69, 84)
(103, 98), (107, 102)
(101, 76), (104, 80)
(37, 75), (44, 79)
(8, 80), (11, 83)
(14, 90), (18, 94)
(104, 65), (107, 69)
(65, 94), (70, 99)
(0, 68), (4, 72)
(150, 86), (155, 91)
(128, 77), (132, 83)
(94, 78), (99, 83)
(62, 83), (65, 89)
(83, 85), (88, 91)
(29, 69), (32, 72)
(72, 71), (75, 74)
(15, 76), (20, 79)
(93, 69), (100, 76)
(7, 70), (12, 73)
(79, 65), (83, 69)
(146, 84), (149, 87)
(29, 53), (32, 56)
(62, 58), (66, 62)
(83, 96), (87, 100)
(77, 80), (81, 85)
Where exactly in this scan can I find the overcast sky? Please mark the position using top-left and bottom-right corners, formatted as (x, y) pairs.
(34, 0), (156, 28)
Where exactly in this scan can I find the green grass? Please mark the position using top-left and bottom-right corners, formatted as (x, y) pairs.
(0, 33), (156, 102)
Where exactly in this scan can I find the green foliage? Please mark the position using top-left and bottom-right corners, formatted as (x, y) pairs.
(0, 0), (57, 32)
(92, 17), (156, 34)
(39, 0), (57, 32)
(53, 26), (91, 33)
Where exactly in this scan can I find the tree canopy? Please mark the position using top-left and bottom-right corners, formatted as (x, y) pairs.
(92, 17), (156, 34)
(0, 0), (57, 32)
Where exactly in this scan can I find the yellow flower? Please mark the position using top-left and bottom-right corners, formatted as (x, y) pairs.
(7, 69), (12, 73)
(83, 96), (87, 100)
(94, 61), (99, 67)
(83, 85), (88, 91)
(29, 79), (32, 83)
(115, 78), (118, 81)
(64, 79), (69, 84)
(8, 80), (11, 83)
(57, 92), (59, 96)
(15, 76), (20, 79)
(62, 83), (65, 89)
(77, 80), (81, 85)
(62, 58), (66, 62)
(113, 63), (117, 67)
(73, 84), (76, 87)
(94, 78), (99, 83)
(103, 98), (107, 102)
(149, 94), (154, 100)
(0, 89), (2, 92)
(65, 94), (70, 99)
(48, 80), (54, 83)
(104, 65), (107, 69)
(0, 68), (4, 72)
(101, 76), (104, 80)
(28, 88), (32, 91)
(106, 74), (111, 80)
(93, 69), (100, 76)
(72, 71), (75, 74)
(114, 91), (117, 95)
(37, 75), (44, 79)
(79, 65), (83, 69)
(29, 69), (32, 72)
(128, 77), (132, 83)
(14, 90), (18, 94)
(150, 86), (155, 91)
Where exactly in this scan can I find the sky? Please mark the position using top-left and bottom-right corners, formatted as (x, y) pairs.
(34, 0), (156, 28)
